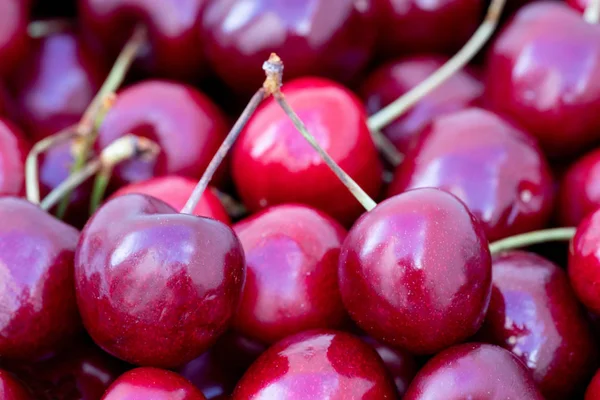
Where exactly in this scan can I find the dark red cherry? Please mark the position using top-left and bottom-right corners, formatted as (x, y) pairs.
(586, 370), (600, 400)
(484, 1), (600, 157)
(111, 176), (230, 225)
(569, 208), (600, 315)
(0, 118), (29, 197)
(0, 197), (81, 362)
(403, 343), (544, 399)
(178, 349), (236, 400)
(232, 329), (398, 399)
(479, 251), (597, 399)
(96, 80), (229, 188)
(0, 370), (31, 400)
(0, 0), (29, 77)
(387, 108), (554, 241)
(232, 77), (382, 226)
(3, 30), (106, 141)
(232, 204), (347, 344)
(102, 368), (206, 400)
(339, 187), (491, 355)
(79, 0), (207, 80)
(201, 0), (377, 94)
(359, 55), (483, 154)
(75, 194), (245, 368)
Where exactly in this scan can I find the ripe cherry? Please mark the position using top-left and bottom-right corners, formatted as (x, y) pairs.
(569, 208), (600, 315)
(387, 108), (554, 241)
(0, 369), (31, 400)
(0, 0), (29, 77)
(0, 118), (30, 197)
(232, 329), (398, 399)
(586, 370), (600, 400)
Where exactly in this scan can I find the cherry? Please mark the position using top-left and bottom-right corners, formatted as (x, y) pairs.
(79, 0), (207, 80)
(0, 369), (31, 400)
(231, 329), (398, 399)
(586, 370), (600, 400)
(0, 0), (29, 77)
(569, 208), (600, 315)
(339, 187), (491, 355)
(387, 107), (554, 241)
(96, 80), (229, 188)
(568, 0), (589, 14)
(74, 194), (245, 367)
(201, 0), (378, 94)
(111, 176), (231, 225)
(232, 204), (347, 345)
(232, 77), (382, 226)
(0, 197), (81, 362)
(102, 367), (206, 400)
(359, 55), (483, 154)
(0, 118), (30, 197)
(403, 343), (544, 399)
(484, 1), (600, 157)
(479, 251), (597, 399)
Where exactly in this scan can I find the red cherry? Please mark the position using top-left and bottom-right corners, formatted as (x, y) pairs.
(232, 330), (398, 399)
(359, 55), (483, 154)
(232, 204), (347, 344)
(479, 251), (597, 399)
(232, 77), (382, 226)
(0, 369), (31, 400)
(0, 197), (81, 362)
(75, 194), (245, 367)
(387, 108), (554, 241)
(201, 0), (377, 94)
(96, 80), (229, 187)
(102, 367), (206, 400)
(111, 176), (230, 225)
(339, 187), (491, 354)
(0, 118), (30, 197)
(569, 208), (600, 315)
(586, 370), (600, 400)
(567, 0), (588, 13)
(484, 1), (600, 157)
(403, 343), (544, 399)
(0, 0), (29, 77)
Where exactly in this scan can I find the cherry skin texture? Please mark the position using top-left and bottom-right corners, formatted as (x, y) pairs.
(232, 77), (382, 226)
(0, 370), (31, 400)
(0, 0), (29, 77)
(201, 0), (377, 94)
(96, 80), (228, 187)
(111, 176), (230, 225)
(484, 2), (600, 157)
(403, 343), (544, 399)
(75, 194), (245, 368)
(586, 370), (600, 400)
(339, 187), (492, 355)
(479, 251), (597, 399)
(360, 55), (483, 154)
(232, 329), (398, 399)
(79, 0), (207, 80)
(0, 197), (81, 362)
(232, 204), (347, 345)
(388, 108), (554, 242)
(0, 118), (29, 197)
(3, 30), (105, 141)
(102, 368), (206, 400)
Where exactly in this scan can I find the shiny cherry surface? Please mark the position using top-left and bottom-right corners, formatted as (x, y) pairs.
(232, 77), (382, 226)
(360, 55), (483, 154)
(232, 330), (398, 399)
(0, 197), (81, 362)
(480, 251), (597, 399)
(0, 118), (29, 197)
(484, 1), (600, 157)
(0, 0), (29, 77)
(388, 108), (554, 242)
(586, 370), (600, 400)
(232, 204), (347, 344)
(75, 194), (245, 368)
(0, 370), (31, 400)
(403, 343), (544, 399)
(339, 188), (491, 355)
(569, 208), (600, 315)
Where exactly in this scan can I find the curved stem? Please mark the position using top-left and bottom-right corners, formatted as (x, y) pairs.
(372, 131), (404, 166)
(366, 0), (506, 132)
(489, 227), (576, 255)
(584, 0), (600, 24)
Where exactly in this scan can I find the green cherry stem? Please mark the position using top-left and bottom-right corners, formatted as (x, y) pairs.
(488, 227), (576, 255)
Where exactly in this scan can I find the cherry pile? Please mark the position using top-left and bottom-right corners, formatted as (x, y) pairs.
(2, 0), (600, 399)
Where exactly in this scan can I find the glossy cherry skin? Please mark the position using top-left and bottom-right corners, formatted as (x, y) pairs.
(97, 80), (228, 187)
(201, 0), (377, 94)
(0, 0), (29, 77)
(0, 118), (29, 197)
(232, 329), (398, 399)
(388, 108), (554, 242)
(484, 2), (600, 157)
(3, 30), (106, 141)
(232, 77), (382, 226)
(102, 368), (206, 400)
(360, 55), (483, 154)
(404, 343), (544, 399)
(79, 0), (207, 80)
(479, 251), (597, 399)
(0, 197), (81, 362)
(75, 194), (245, 368)
(0, 370), (31, 400)
(586, 370), (600, 400)
(339, 187), (492, 355)
(111, 176), (230, 225)
(232, 204), (347, 345)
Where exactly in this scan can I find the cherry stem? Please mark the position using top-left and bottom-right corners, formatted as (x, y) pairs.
(584, 0), (600, 24)
(488, 227), (576, 255)
(215, 189), (248, 220)
(27, 18), (74, 39)
(366, 0), (506, 133)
